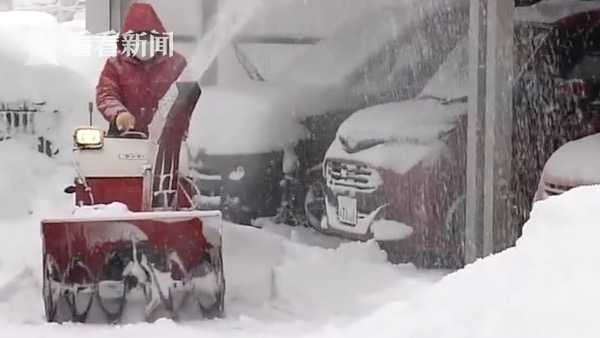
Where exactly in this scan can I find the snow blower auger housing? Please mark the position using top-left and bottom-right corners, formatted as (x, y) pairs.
(41, 82), (226, 323)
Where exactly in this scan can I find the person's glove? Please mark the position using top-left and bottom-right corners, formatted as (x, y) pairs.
(115, 111), (136, 131)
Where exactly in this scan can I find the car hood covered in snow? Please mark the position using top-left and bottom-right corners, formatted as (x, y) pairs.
(325, 98), (466, 174)
(325, 38), (468, 174)
(542, 133), (600, 186)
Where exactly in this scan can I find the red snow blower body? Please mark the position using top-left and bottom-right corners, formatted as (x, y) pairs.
(41, 82), (225, 323)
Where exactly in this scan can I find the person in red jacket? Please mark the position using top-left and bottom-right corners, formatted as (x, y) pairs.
(96, 3), (187, 135)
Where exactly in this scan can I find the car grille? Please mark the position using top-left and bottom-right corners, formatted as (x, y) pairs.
(326, 160), (381, 192)
(544, 182), (573, 197)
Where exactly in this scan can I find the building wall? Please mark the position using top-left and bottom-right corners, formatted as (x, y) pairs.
(85, 0), (410, 83)
(219, 0), (407, 83)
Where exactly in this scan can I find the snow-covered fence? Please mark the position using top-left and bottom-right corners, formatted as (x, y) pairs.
(0, 101), (59, 157)
(0, 102), (40, 138)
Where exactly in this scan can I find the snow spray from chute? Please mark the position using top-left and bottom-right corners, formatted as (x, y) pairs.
(183, 0), (267, 81)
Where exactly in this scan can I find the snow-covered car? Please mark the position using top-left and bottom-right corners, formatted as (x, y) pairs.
(533, 40), (600, 201)
(316, 4), (600, 268)
(319, 40), (469, 268)
(187, 0), (469, 225)
(534, 133), (600, 201)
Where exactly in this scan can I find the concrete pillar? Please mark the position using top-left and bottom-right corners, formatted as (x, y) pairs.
(485, 0), (514, 254)
(466, 0), (514, 263)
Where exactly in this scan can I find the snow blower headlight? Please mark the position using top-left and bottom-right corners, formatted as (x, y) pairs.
(74, 128), (104, 149)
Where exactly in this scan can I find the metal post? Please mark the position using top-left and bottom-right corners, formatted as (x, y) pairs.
(466, 0), (487, 263)
(466, 0), (514, 263)
(485, 0), (514, 254)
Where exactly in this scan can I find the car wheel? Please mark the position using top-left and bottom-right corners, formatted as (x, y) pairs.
(304, 179), (326, 230)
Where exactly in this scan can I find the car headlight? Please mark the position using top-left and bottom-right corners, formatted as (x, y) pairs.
(74, 127), (104, 149)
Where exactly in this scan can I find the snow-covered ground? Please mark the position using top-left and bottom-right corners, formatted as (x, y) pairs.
(3, 134), (600, 337)
(0, 137), (446, 336)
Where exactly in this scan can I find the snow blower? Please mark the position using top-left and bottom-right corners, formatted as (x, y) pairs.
(41, 82), (225, 323)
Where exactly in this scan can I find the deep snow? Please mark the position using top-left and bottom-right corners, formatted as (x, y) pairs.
(3, 136), (600, 337)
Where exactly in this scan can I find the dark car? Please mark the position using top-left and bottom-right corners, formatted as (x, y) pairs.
(187, 0), (470, 225)
(315, 3), (600, 268)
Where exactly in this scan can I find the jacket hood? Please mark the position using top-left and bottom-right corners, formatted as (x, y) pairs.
(122, 3), (166, 34)
(117, 4), (167, 55)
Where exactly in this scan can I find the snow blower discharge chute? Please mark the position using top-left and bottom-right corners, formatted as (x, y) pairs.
(41, 82), (226, 323)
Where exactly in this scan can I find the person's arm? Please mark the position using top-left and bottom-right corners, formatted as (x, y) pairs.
(96, 59), (128, 123)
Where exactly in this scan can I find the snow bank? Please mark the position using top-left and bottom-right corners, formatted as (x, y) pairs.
(314, 185), (600, 338)
(0, 139), (72, 219)
(5, 141), (600, 337)
(272, 240), (438, 321)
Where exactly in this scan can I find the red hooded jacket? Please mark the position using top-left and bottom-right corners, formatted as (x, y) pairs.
(96, 3), (187, 133)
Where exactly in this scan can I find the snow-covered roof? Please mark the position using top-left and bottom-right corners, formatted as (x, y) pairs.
(543, 133), (600, 186)
(515, 0), (600, 24)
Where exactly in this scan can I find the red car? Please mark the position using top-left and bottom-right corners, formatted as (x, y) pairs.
(309, 4), (600, 268)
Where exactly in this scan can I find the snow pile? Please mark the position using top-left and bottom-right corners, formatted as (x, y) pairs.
(272, 240), (438, 321)
(72, 202), (131, 217)
(315, 185), (600, 338)
(542, 133), (600, 186)
(0, 11), (112, 154)
(0, 139), (72, 219)
(3, 138), (600, 337)
(222, 221), (442, 322)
